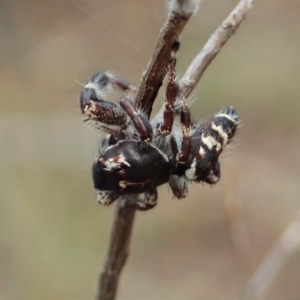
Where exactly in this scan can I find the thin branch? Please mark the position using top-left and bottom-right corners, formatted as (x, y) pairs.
(96, 1), (200, 300)
(179, 0), (254, 98)
(96, 200), (136, 300)
(135, 0), (200, 117)
(96, 0), (253, 300)
(242, 208), (300, 300)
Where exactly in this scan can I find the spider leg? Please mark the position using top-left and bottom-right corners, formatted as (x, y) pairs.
(98, 189), (158, 210)
(95, 190), (119, 206)
(82, 99), (128, 134)
(80, 71), (137, 132)
(159, 41), (180, 136)
(80, 71), (137, 110)
(119, 189), (158, 211)
(168, 95), (192, 199)
(119, 98), (153, 143)
(176, 94), (192, 171)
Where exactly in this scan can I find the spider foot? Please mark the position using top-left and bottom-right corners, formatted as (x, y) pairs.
(95, 190), (119, 206)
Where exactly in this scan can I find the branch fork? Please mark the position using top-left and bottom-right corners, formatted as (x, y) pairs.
(96, 1), (254, 299)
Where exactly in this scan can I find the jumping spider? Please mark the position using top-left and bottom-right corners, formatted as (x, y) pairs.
(80, 42), (238, 210)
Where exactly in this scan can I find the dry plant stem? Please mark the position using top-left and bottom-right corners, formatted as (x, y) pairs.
(135, 7), (195, 117)
(96, 0), (254, 299)
(96, 2), (197, 299)
(179, 0), (254, 98)
(242, 208), (300, 300)
(96, 200), (136, 300)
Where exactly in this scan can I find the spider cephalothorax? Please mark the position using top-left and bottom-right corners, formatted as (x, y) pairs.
(80, 44), (239, 210)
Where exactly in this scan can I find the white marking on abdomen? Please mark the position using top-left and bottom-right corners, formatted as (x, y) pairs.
(215, 113), (237, 124)
(201, 134), (222, 151)
(211, 123), (228, 146)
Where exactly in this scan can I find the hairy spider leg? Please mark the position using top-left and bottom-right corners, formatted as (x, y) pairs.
(80, 72), (137, 134)
(84, 101), (127, 135)
(96, 189), (158, 211)
(118, 189), (158, 211)
(159, 43), (180, 136)
(108, 75), (137, 96)
(119, 98), (153, 143)
(176, 94), (192, 166)
(167, 93), (192, 199)
(80, 71), (137, 110)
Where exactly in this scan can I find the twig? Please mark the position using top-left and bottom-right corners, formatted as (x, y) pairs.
(242, 208), (300, 300)
(134, 0), (200, 117)
(179, 0), (254, 98)
(96, 1), (253, 299)
(96, 1), (200, 300)
(96, 200), (136, 300)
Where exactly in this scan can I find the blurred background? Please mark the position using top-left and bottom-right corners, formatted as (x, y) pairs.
(1, 0), (300, 299)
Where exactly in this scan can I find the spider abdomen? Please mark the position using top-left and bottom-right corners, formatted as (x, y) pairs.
(189, 106), (238, 184)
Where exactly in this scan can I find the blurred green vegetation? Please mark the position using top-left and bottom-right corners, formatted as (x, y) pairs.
(1, 0), (300, 299)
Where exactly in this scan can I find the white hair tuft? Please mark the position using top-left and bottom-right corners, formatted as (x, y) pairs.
(168, 0), (202, 15)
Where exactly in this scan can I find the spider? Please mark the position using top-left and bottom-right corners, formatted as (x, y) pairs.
(80, 42), (239, 210)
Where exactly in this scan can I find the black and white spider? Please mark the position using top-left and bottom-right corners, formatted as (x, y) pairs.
(80, 43), (239, 210)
